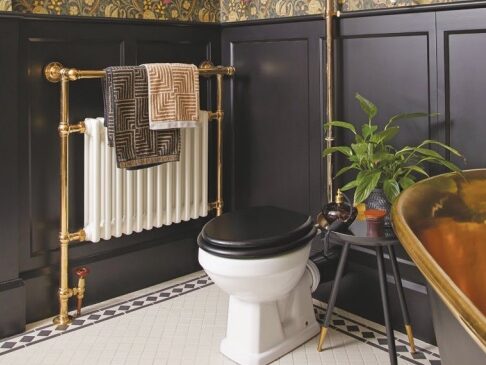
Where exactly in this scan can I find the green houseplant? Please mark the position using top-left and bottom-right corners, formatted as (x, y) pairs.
(323, 94), (464, 206)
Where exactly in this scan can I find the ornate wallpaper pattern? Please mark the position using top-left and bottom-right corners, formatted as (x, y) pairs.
(10, 0), (219, 21)
(0, 0), (12, 11)
(221, 0), (458, 22)
(1, 0), (466, 23)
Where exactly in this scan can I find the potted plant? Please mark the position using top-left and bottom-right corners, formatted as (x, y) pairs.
(323, 94), (464, 222)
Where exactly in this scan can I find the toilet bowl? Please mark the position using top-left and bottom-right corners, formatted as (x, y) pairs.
(198, 206), (320, 365)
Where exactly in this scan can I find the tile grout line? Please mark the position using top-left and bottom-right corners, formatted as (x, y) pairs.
(1, 273), (441, 365)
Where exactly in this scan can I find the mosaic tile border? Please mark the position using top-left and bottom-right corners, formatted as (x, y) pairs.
(314, 304), (441, 365)
(0, 272), (441, 365)
(0, 274), (213, 356)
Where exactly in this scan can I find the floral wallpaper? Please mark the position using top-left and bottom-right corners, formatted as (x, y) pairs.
(221, 0), (460, 22)
(0, 0), (12, 11)
(1, 0), (468, 22)
(9, 0), (219, 21)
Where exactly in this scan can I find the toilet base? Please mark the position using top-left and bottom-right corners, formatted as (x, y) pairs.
(220, 273), (320, 365)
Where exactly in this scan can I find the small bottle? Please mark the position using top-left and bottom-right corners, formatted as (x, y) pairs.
(320, 189), (357, 228)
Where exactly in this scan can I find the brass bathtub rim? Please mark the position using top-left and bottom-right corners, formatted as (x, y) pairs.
(392, 169), (486, 352)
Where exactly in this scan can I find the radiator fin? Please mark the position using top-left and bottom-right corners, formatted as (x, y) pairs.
(84, 117), (208, 243)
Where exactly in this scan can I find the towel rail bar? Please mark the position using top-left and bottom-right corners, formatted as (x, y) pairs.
(44, 60), (235, 326)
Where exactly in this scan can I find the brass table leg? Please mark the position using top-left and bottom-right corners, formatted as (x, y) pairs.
(388, 245), (416, 353)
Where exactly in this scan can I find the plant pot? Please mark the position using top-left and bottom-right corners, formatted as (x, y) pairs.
(365, 189), (392, 227)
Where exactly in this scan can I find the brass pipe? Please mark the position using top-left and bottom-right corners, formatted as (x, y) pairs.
(318, 0), (338, 352)
(44, 62), (235, 83)
(54, 72), (73, 325)
(325, 0), (336, 203)
(45, 60), (234, 324)
(215, 73), (224, 216)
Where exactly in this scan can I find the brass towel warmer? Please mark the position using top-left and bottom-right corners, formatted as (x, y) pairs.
(44, 60), (235, 325)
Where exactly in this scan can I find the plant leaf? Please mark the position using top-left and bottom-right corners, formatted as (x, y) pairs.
(340, 179), (359, 191)
(351, 143), (368, 157)
(355, 94), (377, 121)
(404, 165), (429, 177)
(383, 179), (401, 203)
(429, 158), (463, 173)
(372, 152), (395, 164)
(399, 176), (415, 190)
(354, 171), (381, 204)
(335, 165), (356, 178)
(384, 112), (435, 130)
(322, 146), (353, 157)
(414, 147), (444, 159)
(362, 124), (378, 139)
(371, 127), (400, 144)
(324, 121), (357, 135)
(421, 140), (464, 158)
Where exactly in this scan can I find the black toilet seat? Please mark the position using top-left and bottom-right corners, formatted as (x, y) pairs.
(197, 206), (317, 259)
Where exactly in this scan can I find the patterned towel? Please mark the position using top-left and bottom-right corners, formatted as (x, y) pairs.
(143, 63), (200, 130)
(102, 66), (181, 169)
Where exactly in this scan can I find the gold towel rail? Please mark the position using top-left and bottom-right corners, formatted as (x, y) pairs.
(44, 60), (235, 326)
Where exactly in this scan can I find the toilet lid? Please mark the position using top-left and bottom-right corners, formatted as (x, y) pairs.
(197, 206), (317, 259)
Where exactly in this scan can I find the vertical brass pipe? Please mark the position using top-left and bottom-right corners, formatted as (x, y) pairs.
(54, 72), (72, 325)
(215, 74), (224, 216)
(325, 0), (335, 202)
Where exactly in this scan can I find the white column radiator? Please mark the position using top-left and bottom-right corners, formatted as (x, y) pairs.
(83, 117), (208, 243)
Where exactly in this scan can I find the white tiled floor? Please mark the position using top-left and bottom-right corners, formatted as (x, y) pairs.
(0, 271), (440, 365)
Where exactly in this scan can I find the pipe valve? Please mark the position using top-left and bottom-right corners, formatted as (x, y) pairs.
(74, 267), (90, 316)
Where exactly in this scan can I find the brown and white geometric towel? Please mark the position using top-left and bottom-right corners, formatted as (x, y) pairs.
(143, 63), (200, 130)
(102, 66), (181, 169)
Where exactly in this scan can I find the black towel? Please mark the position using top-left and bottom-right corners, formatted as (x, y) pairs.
(102, 66), (181, 169)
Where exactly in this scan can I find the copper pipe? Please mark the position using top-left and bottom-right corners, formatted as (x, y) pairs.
(325, 0), (336, 203)
(54, 72), (73, 325)
(215, 74), (224, 216)
(44, 62), (235, 83)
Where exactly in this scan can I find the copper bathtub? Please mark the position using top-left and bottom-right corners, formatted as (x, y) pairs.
(392, 169), (486, 365)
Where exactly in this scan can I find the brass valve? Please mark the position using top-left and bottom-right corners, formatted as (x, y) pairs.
(74, 267), (90, 316)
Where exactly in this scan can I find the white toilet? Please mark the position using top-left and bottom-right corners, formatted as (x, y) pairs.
(198, 206), (320, 365)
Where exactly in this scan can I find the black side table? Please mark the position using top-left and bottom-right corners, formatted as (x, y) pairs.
(316, 219), (416, 365)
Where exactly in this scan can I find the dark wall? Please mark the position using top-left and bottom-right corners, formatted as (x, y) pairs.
(221, 21), (325, 216)
(0, 13), (220, 337)
(222, 8), (486, 343)
(2, 4), (486, 342)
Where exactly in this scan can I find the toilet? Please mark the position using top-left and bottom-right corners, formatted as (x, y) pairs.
(198, 206), (320, 365)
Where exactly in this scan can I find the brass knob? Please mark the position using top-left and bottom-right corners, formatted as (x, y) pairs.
(74, 267), (90, 316)
(75, 267), (90, 278)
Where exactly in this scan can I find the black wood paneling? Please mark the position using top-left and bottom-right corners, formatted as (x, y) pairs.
(437, 8), (486, 168)
(222, 15), (440, 343)
(0, 17), (25, 338)
(222, 22), (324, 216)
(0, 15), (220, 331)
(2, 4), (486, 341)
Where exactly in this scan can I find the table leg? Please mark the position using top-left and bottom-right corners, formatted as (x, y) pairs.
(317, 242), (350, 352)
(387, 244), (416, 353)
(376, 246), (398, 365)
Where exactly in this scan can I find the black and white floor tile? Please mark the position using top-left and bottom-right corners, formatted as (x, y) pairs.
(0, 271), (441, 365)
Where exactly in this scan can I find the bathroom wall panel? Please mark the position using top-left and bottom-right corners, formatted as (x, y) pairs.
(337, 13), (438, 343)
(338, 13), (438, 257)
(222, 14), (439, 343)
(2, 14), (220, 325)
(0, 17), (26, 338)
(222, 21), (325, 216)
(437, 8), (486, 169)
